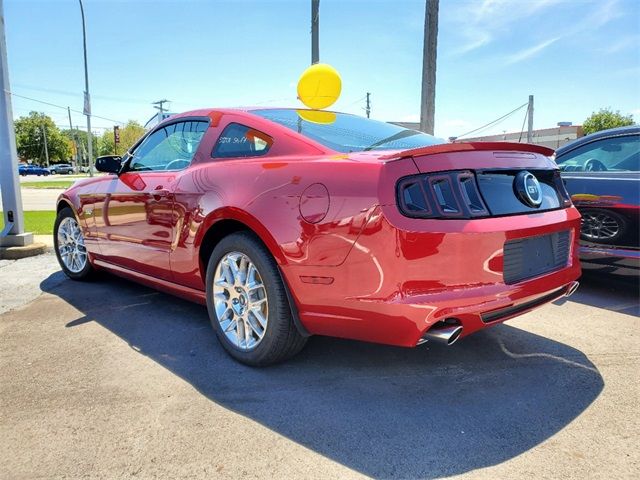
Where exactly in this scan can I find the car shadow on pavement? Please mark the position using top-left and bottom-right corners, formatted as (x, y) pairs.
(555, 272), (639, 317)
(41, 272), (604, 480)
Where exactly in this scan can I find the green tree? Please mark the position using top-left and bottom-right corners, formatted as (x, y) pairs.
(583, 108), (634, 135)
(97, 121), (145, 156)
(60, 128), (99, 163)
(15, 112), (71, 164)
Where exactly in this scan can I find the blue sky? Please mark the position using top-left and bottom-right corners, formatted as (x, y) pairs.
(4, 0), (640, 140)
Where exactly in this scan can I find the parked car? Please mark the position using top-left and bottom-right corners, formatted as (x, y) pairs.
(555, 126), (639, 277)
(79, 164), (99, 174)
(50, 163), (75, 175)
(54, 108), (581, 366)
(18, 164), (50, 176)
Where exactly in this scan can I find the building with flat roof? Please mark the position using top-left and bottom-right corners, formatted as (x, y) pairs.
(462, 124), (583, 149)
(388, 121), (584, 150)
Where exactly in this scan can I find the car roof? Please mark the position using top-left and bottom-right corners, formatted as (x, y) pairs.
(155, 107), (339, 155)
(556, 125), (640, 157)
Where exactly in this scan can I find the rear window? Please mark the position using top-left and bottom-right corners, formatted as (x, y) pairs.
(212, 123), (273, 159)
(251, 108), (443, 153)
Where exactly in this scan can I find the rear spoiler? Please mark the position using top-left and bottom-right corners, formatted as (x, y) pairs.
(379, 142), (555, 161)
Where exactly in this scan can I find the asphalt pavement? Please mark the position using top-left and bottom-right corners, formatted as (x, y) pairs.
(0, 253), (638, 479)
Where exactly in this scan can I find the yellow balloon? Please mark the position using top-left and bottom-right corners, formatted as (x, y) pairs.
(297, 63), (342, 110)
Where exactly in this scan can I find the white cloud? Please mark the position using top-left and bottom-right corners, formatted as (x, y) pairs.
(505, 37), (561, 64)
(447, 0), (622, 61)
(448, 0), (566, 55)
(598, 35), (640, 54)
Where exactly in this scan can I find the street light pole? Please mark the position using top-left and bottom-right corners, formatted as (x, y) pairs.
(78, 0), (93, 177)
(0, 0), (33, 247)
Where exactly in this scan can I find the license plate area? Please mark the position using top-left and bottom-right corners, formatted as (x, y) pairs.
(503, 230), (570, 284)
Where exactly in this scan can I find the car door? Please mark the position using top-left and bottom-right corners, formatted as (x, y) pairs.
(558, 133), (639, 246)
(94, 119), (209, 280)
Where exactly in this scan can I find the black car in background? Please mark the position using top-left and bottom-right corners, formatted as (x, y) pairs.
(555, 126), (639, 277)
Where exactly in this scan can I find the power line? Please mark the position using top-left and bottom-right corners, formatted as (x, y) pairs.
(456, 102), (528, 139)
(12, 82), (152, 105)
(344, 95), (367, 107)
(54, 123), (112, 130)
(4, 90), (125, 124)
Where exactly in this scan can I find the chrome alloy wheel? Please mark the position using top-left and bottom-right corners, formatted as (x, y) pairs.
(581, 211), (620, 240)
(213, 252), (269, 351)
(57, 217), (88, 273)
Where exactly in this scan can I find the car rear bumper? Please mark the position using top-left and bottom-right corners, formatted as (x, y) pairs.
(284, 206), (582, 347)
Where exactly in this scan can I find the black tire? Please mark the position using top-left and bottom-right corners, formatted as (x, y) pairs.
(579, 208), (628, 244)
(205, 231), (307, 366)
(53, 207), (95, 280)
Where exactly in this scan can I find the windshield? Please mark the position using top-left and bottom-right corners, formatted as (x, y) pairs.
(556, 134), (639, 172)
(251, 108), (444, 153)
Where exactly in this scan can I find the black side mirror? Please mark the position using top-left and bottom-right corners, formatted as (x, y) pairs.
(95, 156), (122, 174)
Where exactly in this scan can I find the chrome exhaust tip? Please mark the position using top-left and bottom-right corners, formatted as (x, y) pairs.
(420, 320), (463, 346)
(565, 281), (580, 297)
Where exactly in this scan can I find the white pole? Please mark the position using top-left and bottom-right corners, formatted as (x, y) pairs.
(0, 0), (33, 247)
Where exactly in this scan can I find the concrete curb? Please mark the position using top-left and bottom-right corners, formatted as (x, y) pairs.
(0, 242), (49, 260)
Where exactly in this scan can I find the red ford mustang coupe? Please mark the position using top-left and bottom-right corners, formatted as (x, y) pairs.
(54, 108), (581, 365)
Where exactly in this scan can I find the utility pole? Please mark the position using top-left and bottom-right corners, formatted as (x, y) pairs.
(79, 0), (93, 177)
(365, 92), (371, 118)
(113, 125), (120, 156)
(41, 117), (49, 167)
(419, 0), (439, 135)
(67, 106), (78, 168)
(527, 94), (534, 143)
(311, 0), (319, 64)
(76, 124), (84, 170)
(0, 0), (33, 247)
(152, 99), (170, 116)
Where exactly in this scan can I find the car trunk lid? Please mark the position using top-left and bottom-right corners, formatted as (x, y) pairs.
(388, 142), (572, 218)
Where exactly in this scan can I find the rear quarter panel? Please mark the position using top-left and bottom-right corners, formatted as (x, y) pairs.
(170, 155), (397, 290)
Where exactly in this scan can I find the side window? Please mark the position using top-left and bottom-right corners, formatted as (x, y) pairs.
(557, 134), (639, 172)
(129, 120), (208, 171)
(212, 123), (273, 159)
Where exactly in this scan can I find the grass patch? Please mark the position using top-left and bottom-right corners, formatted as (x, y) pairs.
(0, 210), (56, 235)
(21, 181), (75, 189)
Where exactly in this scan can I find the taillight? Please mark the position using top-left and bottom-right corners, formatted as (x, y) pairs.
(397, 170), (489, 219)
(552, 170), (573, 208)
